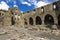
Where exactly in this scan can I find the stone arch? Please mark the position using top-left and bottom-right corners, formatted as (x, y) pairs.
(36, 16), (42, 25)
(11, 17), (15, 25)
(44, 14), (54, 25)
(29, 17), (33, 25)
(58, 15), (60, 25)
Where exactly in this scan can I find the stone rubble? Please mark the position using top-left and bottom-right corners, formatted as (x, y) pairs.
(0, 26), (60, 40)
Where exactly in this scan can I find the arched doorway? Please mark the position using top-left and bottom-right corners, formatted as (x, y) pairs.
(11, 17), (15, 25)
(36, 16), (42, 25)
(58, 15), (60, 25)
(44, 14), (54, 25)
(29, 17), (33, 25)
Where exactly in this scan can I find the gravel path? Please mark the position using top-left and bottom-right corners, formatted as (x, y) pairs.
(0, 26), (60, 40)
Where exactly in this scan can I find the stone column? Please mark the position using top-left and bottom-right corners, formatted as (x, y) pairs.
(42, 17), (45, 25)
(27, 18), (29, 25)
(54, 17), (58, 25)
(33, 18), (35, 26)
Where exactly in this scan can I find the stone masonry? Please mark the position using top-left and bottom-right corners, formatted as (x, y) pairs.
(0, 0), (60, 30)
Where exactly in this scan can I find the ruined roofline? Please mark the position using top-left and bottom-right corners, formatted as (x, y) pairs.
(0, 9), (9, 13)
(23, 0), (59, 13)
(0, 9), (8, 12)
(8, 7), (22, 13)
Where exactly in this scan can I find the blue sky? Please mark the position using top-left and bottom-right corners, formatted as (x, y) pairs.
(0, 0), (58, 12)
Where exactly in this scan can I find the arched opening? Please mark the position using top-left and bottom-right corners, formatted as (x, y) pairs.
(24, 18), (27, 25)
(11, 17), (15, 25)
(58, 15), (60, 25)
(36, 16), (42, 25)
(0, 13), (1, 16)
(29, 17), (33, 25)
(53, 2), (58, 10)
(41, 7), (44, 13)
(44, 14), (54, 25)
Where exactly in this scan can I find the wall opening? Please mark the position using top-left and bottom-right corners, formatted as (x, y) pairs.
(0, 13), (1, 16)
(58, 15), (60, 25)
(11, 17), (15, 25)
(41, 7), (44, 13)
(24, 18), (27, 25)
(36, 16), (42, 25)
(53, 2), (58, 10)
(29, 17), (33, 25)
(44, 14), (54, 25)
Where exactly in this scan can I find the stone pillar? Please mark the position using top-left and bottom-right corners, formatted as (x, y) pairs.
(53, 13), (58, 25)
(27, 18), (29, 25)
(54, 17), (58, 25)
(33, 18), (35, 25)
(42, 17), (45, 25)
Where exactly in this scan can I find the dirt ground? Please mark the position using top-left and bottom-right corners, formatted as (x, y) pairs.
(0, 26), (60, 40)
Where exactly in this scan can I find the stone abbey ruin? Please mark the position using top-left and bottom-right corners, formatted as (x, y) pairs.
(0, 0), (60, 30)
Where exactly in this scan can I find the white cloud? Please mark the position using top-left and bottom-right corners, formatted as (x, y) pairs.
(28, 0), (49, 8)
(14, 5), (18, 7)
(35, 1), (49, 8)
(28, 0), (37, 4)
(21, 11), (23, 13)
(0, 1), (9, 10)
(21, 1), (31, 6)
(20, 0), (49, 8)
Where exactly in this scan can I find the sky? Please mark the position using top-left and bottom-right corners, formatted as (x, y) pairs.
(0, 0), (58, 12)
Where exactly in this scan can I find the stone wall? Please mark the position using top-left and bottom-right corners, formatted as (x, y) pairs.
(22, 0), (60, 30)
(0, 10), (11, 27)
(0, 0), (60, 30)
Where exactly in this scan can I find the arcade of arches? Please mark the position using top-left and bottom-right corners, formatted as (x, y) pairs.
(25, 14), (60, 26)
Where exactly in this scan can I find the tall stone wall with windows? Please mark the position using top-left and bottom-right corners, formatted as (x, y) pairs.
(0, 0), (60, 30)
(23, 0), (60, 30)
